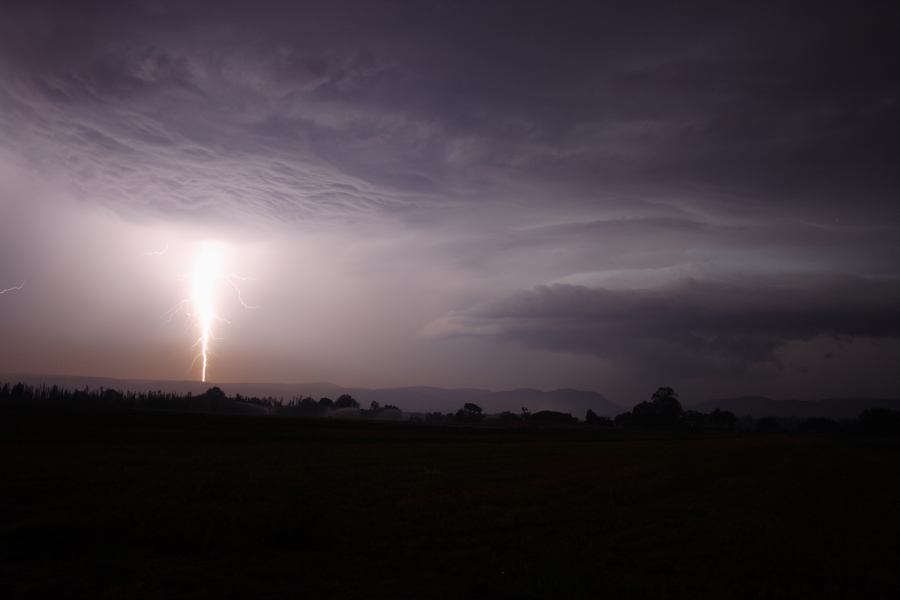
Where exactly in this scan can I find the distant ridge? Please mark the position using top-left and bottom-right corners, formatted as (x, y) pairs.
(0, 373), (620, 416)
(692, 396), (900, 419)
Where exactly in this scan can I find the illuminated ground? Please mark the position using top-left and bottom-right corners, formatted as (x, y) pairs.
(2, 406), (899, 598)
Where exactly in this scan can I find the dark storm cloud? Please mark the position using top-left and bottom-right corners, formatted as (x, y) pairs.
(425, 276), (900, 374)
(4, 0), (899, 224)
(431, 216), (900, 285)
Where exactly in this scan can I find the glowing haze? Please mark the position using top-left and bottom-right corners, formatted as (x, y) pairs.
(1, 0), (899, 404)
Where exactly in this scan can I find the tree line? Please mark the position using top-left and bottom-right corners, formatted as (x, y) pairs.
(2, 381), (899, 435)
(604, 386), (900, 436)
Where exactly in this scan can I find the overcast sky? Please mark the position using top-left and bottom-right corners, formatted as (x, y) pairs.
(1, 0), (898, 403)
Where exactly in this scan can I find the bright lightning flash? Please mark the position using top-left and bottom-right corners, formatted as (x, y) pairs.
(191, 242), (222, 382)
(165, 241), (256, 382)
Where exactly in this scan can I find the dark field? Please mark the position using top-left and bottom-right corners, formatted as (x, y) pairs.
(2, 406), (899, 599)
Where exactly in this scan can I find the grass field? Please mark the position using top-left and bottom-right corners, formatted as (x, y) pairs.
(2, 405), (899, 599)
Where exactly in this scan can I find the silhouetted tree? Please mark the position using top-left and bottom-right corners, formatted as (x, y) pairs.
(650, 387), (682, 417)
(860, 408), (900, 436)
(425, 411), (446, 424)
(629, 387), (684, 428)
(755, 416), (782, 433)
(334, 394), (360, 409)
(299, 397), (319, 414)
(798, 417), (840, 434)
(203, 386), (227, 401)
(498, 411), (522, 425)
(585, 409), (612, 426)
(456, 402), (484, 423)
(197, 386), (229, 410)
(530, 410), (577, 425)
(102, 388), (124, 403)
(318, 397), (334, 410)
(613, 411), (633, 427)
(711, 408), (737, 431)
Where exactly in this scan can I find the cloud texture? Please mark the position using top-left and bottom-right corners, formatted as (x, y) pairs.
(1, 0), (899, 402)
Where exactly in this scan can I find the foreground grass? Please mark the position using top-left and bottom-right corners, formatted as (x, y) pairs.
(1, 406), (899, 599)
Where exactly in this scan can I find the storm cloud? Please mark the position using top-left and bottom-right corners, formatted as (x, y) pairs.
(425, 276), (900, 374)
(1, 0), (899, 401)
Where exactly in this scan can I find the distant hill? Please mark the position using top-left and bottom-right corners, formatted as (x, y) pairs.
(0, 373), (620, 416)
(692, 396), (900, 419)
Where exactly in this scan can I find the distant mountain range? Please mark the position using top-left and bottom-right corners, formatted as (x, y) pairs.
(0, 373), (621, 416)
(690, 396), (900, 419)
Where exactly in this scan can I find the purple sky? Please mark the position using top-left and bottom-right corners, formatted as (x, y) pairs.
(1, 0), (899, 403)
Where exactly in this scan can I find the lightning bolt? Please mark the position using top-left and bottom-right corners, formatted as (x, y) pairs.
(165, 242), (256, 382)
(191, 242), (219, 382)
(0, 279), (26, 295)
(225, 273), (259, 310)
